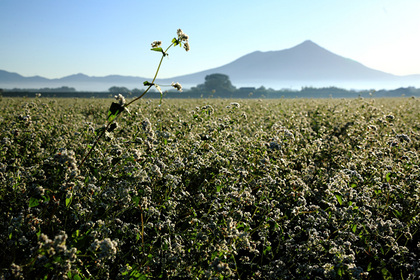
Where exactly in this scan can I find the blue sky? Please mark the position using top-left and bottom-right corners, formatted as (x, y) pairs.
(1, 0), (420, 79)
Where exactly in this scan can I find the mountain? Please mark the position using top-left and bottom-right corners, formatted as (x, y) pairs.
(1, 40), (420, 91)
(0, 70), (146, 91)
(57, 73), (143, 83)
(164, 40), (419, 89)
(0, 70), (50, 83)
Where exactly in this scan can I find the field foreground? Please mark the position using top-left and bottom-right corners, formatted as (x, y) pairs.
(1, 97), (419, 279)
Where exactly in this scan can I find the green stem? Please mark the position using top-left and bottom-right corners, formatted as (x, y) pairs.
(78, 43), (175, 169)
(78, 124), (107, 169)
(125, 43), (173, 107)
(125, 84), (153, 107)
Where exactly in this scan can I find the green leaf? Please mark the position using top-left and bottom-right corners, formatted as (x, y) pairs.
(72, 230), (80, 238)
(367, 262), (373, 271)
(29, 197), (40, 207)
(42, 194), (50, 203)
(151, 47), (163, 52)
(351, 224), (357, 233)
(385, 172), (391, 183)
(66, 196), (72, 207)
(132, 196), (140, 205)
(393, 210), (402, 218)
(143, 81), (154, 86)
(334, 193), (343, 205)
(107, 102), (124, 122)
(381, 267), (393, 280)
(263, 245), (272, 255)
(172, 37), (179, 46)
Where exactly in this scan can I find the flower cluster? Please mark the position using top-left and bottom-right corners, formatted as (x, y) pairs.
(0, 97), (419, 279)
(176, 28), (190, 51)
(171, 82), (183, 92)
(114, 93), (126, 106)
(151, 40), (162, 48)
(79, 29), (190, 168)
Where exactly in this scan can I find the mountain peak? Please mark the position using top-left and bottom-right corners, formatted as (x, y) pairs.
(291, 40), (324, 51)
(300, 40), (317, 45)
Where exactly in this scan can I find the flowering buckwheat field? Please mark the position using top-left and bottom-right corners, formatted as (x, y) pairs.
(0, 96), (419, 279)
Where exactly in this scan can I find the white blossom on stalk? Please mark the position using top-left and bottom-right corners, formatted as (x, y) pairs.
(176, 28), (190, 51)
(180, 33), (189, 41)
(155, 84), (163, 95)
(177, 29), (184, 38)
(171, 82), (183, 92)
(151, 41), (162, 48)
(183, 41), (190, 52)
(114, 94), (126, 105)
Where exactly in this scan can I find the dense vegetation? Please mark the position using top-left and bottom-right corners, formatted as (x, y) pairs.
(1, 97), (419, 279)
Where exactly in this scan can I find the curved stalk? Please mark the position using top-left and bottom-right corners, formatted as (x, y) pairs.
(79, 42), (176, 169)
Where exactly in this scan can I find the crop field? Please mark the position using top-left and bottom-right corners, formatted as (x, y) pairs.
(0, 97), (419, 279)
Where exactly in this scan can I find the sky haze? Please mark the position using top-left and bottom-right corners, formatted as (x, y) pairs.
(1, 0), (420, 80)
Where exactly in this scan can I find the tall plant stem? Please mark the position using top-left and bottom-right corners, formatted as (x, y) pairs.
(78, 43), (174, 169)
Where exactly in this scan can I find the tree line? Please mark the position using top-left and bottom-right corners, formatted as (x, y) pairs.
(2, 74), (420, 98)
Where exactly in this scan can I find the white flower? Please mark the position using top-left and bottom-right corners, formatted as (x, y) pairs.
(151, 40), (162, 48)
(155, 84), (163, 95)
(171, 82), (183, 92)
(177, 29), (184, 38)
(183, 41), (190, 51)
(176, 29), (190, 50)
(180, 33), (189, 41)
(114, 93), (126, 105)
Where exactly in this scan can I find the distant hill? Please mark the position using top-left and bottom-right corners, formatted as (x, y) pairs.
(167, 40), (420, 89)
(1, 40), (420, 91)
(0, 70), (50, 83)
(0, 70), (145, 91)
